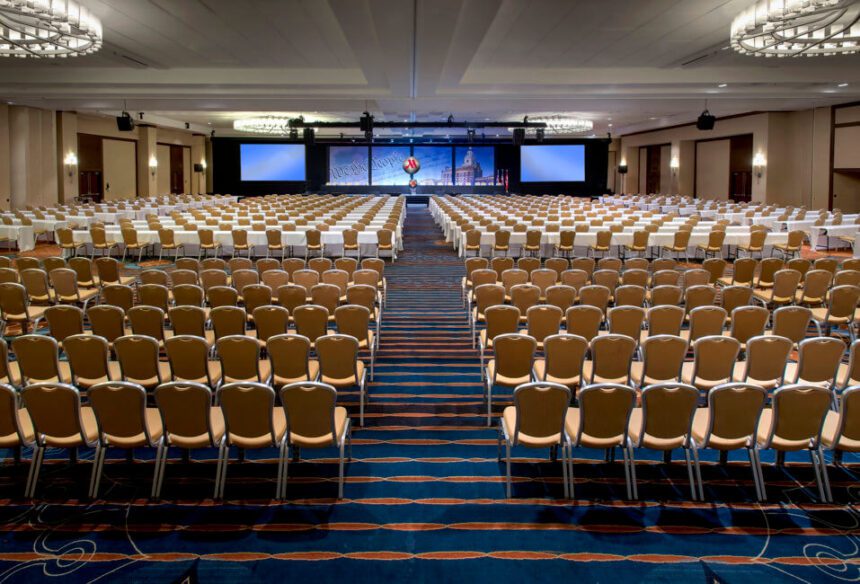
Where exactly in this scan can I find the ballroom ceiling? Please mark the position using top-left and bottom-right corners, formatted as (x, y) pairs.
(0, 0), (857, 137)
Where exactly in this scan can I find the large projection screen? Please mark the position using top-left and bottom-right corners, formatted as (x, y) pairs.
(240, 144), (306, 181)
(520, 145), (585, 182)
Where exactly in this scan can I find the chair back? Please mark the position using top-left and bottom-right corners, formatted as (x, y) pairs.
(590, 334), (636, 383)
(729, 305), (769, 344)
(565, 305), (603, 342)
(165, 335), (212, 384)
(640, 335), (688, 384)
(510, 382), (570, 445)
(12, 334), (62, 383)
(87, 305), (126, 345)
(44, 305), (84, 343)
(492, 334), (536, 380)
(794, 337), (845, 384)
(762, 385), (832, 449)
(293, 305), (330, 345)
(692, 336), (740, 382)
(155, 382), (217, 446)
(21, 383), (90, 446)
(316, 334), (360, 381)
(89, 381), (152, 444)
(542, 334), (588, 384)
(702, 383), (768, 447)
(576, 383), (636, 446)
(218, 382), (278, 447)
(280, 382), (339, 445)
(647, 305), (684, 336)
(637, 383), (699, 447)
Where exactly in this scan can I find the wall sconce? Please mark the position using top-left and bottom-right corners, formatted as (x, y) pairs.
(670, 157), (679, 176)
(149, 155), (158, 177)
(63, 152), (78, 177)
(201, 160), (207, 170)
(753, 151), (766, 180)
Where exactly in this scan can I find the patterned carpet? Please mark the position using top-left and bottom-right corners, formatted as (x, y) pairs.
(0, 207), (857, 583)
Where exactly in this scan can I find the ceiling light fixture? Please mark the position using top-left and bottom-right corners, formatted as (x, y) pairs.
(838, 81), (850, 86)
(718, 83), (728, 87)
(233, 116), (293, 135)
(526, 115), (594, 136)
(731, 0), (860, 58)
(0, 0), (102, 58)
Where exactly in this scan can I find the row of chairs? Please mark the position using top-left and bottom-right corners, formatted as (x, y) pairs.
(483, 331), (854, 424)
(57, 226), (397, 262)
(6, 325), (371, 425)
(7, 380), (350, 500)
(499, 380), (852, 502)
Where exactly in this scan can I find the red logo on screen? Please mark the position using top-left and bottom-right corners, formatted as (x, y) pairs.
(402, 156), (421, 175)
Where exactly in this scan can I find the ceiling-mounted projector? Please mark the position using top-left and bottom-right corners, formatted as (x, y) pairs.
(696, 109), (715, 131)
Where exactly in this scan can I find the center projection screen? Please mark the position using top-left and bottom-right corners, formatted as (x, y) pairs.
(520, 145), (585, 182)
(240, 143), (306, 181)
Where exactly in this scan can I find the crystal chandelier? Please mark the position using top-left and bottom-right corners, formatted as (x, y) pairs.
(528, 115), (594, 136)
(233, 116), (293, 136)
(0, 0), (102, 58)
(731, 0), (860, 57)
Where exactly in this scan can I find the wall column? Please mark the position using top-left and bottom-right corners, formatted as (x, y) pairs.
(136, 124), (158, 197)
(56, 111), (79, 203)
(191, 134), (206, 194)
(0, 104), (10, 210)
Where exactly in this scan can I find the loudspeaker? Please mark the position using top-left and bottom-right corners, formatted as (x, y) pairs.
(303, 128), (315, 146)
(116, 112), (134, 132)
(193, 163), (204, 173)
(359, 113), (374, 133)
(696, 110), (716, 131)
(512, 128), (525, 145)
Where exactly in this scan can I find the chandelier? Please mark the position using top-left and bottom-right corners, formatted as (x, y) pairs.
(731, 0), (860, 57)
(233, 116), (294, 136)
(528, 115), (594, 136)
(0, 0), (102, 58)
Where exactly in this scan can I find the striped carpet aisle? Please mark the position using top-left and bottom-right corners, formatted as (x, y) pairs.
(0, 206), (856, 583)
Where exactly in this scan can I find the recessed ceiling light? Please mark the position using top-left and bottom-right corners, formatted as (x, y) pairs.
(608, 123), (613, 127)
(649, 117), (657, 120)
(718, 83), (727, 88)
(838, 82), (849, 87)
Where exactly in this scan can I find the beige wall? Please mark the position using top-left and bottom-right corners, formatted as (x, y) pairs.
(695, 139), (730, 200)
(103, 139), (137, 200)
(620, 113), (770, 201)
(0, 108), (204, 208)
(619, 108), (844, 209)
(834, 125), (860, 169)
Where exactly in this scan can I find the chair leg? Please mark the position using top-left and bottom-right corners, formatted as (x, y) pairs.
(281, 444), (290, 500)
(275, 439), (287, 500)
(809, 448), (827, 502)
(89, 445), (106, 499)
(505, 438), (512, 498)
(25, 445), (44, 498)
(753, 448), (766, 501)
(560, 440), (569, 499)
(486, 382), (493, 427)
(215, 441), (226, 499)
(627, 442), (638, 499)
(683, 447), (696, 500)
(151, 441), (164, 499)
(817, 446), (833, 502)
(620, 444), (633, 500)
(691, 442), (704, 501)
(338, 437), (346, 499)
(155, 443), (168, 498)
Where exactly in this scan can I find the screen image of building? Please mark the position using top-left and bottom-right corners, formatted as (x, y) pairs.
(443, 147), (495, 186)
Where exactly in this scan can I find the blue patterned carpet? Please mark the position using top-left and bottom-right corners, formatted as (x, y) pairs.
(0, 207), (858, 583)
